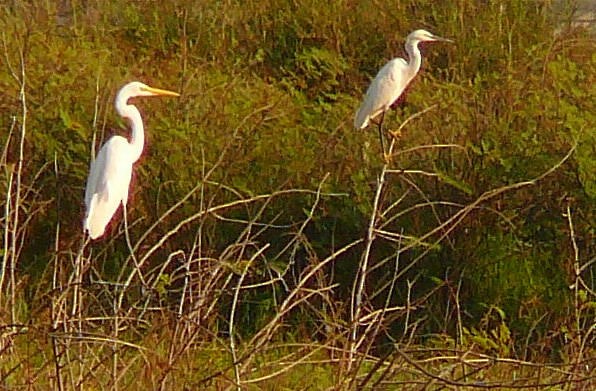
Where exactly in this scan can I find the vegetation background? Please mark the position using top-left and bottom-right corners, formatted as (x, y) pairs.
(0, 0), (594, 389)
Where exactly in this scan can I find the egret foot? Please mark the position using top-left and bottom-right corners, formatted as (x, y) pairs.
(388, 129), (402, 139)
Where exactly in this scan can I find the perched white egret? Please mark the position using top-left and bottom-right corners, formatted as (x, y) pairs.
(84, 81), (179, 240)
(354, 29), (452, 156)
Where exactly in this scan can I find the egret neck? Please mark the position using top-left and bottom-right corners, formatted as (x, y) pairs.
(115, 92), (144, 163)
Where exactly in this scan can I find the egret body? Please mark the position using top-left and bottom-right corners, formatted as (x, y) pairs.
(354, 29), (452, 155)
(83, 81), (179, 239)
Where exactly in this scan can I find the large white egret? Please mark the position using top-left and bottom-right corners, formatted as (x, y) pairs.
(84, 81), (179, 240)
(354, 29), (452, 156)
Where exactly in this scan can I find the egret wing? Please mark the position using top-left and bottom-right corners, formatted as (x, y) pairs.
(83, 136), (134, 239)
(354, 58), (408, 129)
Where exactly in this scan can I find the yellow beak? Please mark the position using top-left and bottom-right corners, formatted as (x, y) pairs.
(142, 85), (180, 97)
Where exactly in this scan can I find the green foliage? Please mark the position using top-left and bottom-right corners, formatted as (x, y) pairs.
(454, 229), (569, 345)
(463, 305), (513, 357)
(547, 54), (596, 198)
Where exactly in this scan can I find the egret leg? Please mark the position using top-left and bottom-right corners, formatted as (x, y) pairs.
(122, 204), (150, 321)
(122, 202), (146, 287)
(377, 111), (394, 163)
(71, 234), (90, 318)
(377, 110), (386, 157)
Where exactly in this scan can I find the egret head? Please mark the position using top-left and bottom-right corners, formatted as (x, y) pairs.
(115, 81), (179, 118)
(117, 81), (180, 100)
(407, 29), (453, 44)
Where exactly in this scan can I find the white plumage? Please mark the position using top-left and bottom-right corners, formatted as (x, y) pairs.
(83, 81), (179, 239)
(354, 57), (411, 129)
(354, 29), (452, 154)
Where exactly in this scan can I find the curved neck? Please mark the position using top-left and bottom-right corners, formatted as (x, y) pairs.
(405, 40), (422, 79)
(115, 96), (144, 163)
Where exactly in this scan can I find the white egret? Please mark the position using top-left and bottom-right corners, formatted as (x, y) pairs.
(354, 29), (452, 156)
(84, 81), (179, 240)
